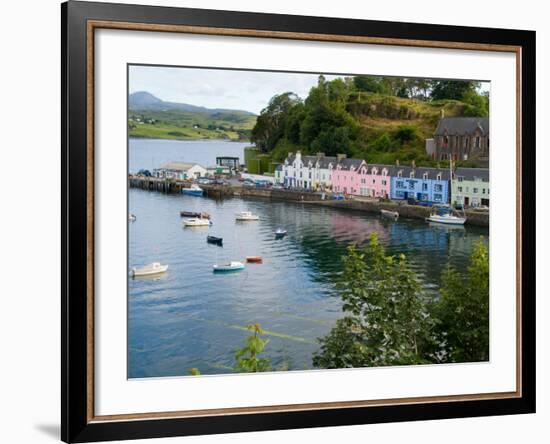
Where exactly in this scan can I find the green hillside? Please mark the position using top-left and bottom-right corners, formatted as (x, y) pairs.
(251, 76), (489, 168)
(128, 92), (257, 141)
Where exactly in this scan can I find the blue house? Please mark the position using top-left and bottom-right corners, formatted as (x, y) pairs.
(390, 166), (450, 205)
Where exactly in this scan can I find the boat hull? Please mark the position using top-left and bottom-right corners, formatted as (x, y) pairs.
(213, 265), (245, 272)
(427, 216), (466, 225)
(131, 264), (168, 277)
(207, 236), (223, 246)
(182, 190), (204, 196)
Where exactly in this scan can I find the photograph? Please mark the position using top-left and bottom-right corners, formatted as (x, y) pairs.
(127, 65), (490, 378)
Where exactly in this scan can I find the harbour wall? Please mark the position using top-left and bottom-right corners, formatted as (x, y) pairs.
(128, 176), (488, 227)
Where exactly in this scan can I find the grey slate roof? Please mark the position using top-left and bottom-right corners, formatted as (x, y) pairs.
(283, 153), (487, 181)
(454, 167), (489, 182)
(434, 117), (489, 136)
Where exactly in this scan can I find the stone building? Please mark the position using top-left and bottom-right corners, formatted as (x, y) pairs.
(431, 117), (489, 165)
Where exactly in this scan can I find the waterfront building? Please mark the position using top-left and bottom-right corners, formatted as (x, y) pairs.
(154, 161), (207, 180)
(431, 117), (490, 165)
(359, 164), (392, 198)
(390, 165), (450, 205)
(281, 151), (337, 190)
(332, 157), (365, 195)
(452, 167), (490, 207)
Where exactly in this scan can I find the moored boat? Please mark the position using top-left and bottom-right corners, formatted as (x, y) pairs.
(235, 211), (259, 221)
(380, 209), (399, 219)
(206, 235), (223, 246)
(180, 210), (210, 219)
(426, 213), (466, 225)
(246, 256), (263, 263)
(131, 262), (168, 277)
(183, 218), (212, 227)
(182, 184), (204, 196)
(129, 213), (137, 222)
(275, 228), (287, 238)
(213, 261), (245, 272)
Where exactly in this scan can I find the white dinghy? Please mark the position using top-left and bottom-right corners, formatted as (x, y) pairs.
(131, 262), (168, 277)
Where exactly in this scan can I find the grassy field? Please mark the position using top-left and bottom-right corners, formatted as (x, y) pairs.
(128, 108), (257, 141)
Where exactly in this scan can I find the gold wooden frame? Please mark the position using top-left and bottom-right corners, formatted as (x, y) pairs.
(86, 20), (523, 424)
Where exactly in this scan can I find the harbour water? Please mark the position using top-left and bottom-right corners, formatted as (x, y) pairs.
(128, 139), (489, 378)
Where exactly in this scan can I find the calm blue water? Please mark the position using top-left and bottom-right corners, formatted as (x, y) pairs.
(128, 139), (489, 378)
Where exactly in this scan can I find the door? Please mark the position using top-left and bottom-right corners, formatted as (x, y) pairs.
(464, 197), (470, 206)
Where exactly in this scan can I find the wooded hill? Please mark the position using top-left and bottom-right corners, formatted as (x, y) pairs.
(251, 76), (489, 167)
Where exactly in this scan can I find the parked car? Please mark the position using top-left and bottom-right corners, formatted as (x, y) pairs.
(407, 197), (418, 205)
(243, 181), (255, 188)
(137, 169), (152, 177)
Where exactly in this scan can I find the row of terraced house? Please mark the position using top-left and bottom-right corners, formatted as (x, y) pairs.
(274, 151), (490, 207)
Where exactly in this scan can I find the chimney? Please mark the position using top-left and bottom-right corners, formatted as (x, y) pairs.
(440, 108), (445, 119)
(336, 153), (347, 161)
(395, 159), (400, 166)
(412, 160), (416, 169)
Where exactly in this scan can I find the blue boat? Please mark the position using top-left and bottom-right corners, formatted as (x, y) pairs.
(182, 184), (204, 196)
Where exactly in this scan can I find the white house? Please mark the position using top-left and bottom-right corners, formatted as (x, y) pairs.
(154, 161), (207, 180)
(281, 151), (337, 190)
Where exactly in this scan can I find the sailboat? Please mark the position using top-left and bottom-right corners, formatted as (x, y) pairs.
(426, 159), (467, 225)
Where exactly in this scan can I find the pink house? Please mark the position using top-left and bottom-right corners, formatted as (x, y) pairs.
(359, 164), (391, 198)
(332, 158), (365, 196)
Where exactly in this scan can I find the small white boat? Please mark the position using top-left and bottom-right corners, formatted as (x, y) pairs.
(426, 213), (466, 225)
(129, 213), (137, 222)
(213, 261), (245, 272)
(131, 262), (168, 277)
(235, 211), (259, 221)
(183, 218), (212, 227)
(275, 228), (287, 238)
(380, 209), (399, 219)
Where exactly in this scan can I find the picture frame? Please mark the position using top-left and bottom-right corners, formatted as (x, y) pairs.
(61, 1), (536, 442)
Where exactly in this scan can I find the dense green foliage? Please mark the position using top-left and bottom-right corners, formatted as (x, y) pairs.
(432, 239), (490, 362)
(234, 324), (271, 373)
(313, 233), (435, 368)
(313, 234), (489, 369)
(251, 75), (489, 166)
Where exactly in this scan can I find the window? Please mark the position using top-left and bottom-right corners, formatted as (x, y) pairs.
(434, 193), (442, 201)
(473, 188), (479, 193)
(396, 191), (405, 198)
(423, 173), (428, 180)
(382, 180), (387, 186)
(410, 172), (415, 178)
(434, 184), (442, 192)
(436, 174), (442, 181)
(458, 187), (463, 192)
(482, 188), (486, 194)
(422, 183), (428, 191)
(458, 176), (463, 182)
(475, 136), (480, 148)
(421, 193), (429, 201)
(408, 181), (415, 190)
(373, 179), (376, 184)
(397, 171), (402, 178)
(396, 180), (404, 188)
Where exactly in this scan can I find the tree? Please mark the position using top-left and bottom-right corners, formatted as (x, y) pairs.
(353, 76), (385, 94)
(432, 239), (489, 363)
(235, 324), (271, 372)
(430, 80), (480, 101)
(250, 92), (301, 152)
(313, 233), (435, 369)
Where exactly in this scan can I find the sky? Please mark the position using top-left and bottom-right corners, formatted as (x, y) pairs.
(129, 65), (489, 115)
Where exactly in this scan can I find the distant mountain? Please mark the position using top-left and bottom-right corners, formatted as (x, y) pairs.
(129, 91), (255, 116)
